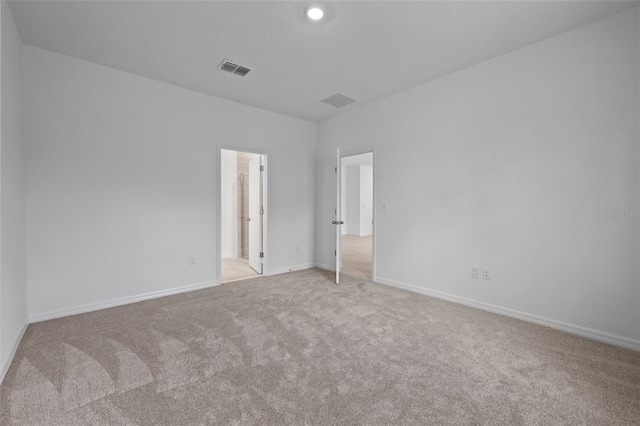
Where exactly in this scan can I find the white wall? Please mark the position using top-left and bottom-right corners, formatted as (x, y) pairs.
(1, 0), (27, 375)
(360, 165), (373, 236)
(24, 46), (316, 320)
(340, 166), (347, 236)
(345, 165), (361, 235)
(317, 8), (640, 347)
(220, 149), (237, 259)
(343, 164), (373, 237)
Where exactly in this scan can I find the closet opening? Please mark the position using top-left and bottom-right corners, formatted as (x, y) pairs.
(220, 149), (266, 283)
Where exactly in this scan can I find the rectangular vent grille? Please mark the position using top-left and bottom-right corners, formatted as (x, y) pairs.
(234, 66), (251, 76)
(218, 59), (251, 77)
(321, 93), (356, 108)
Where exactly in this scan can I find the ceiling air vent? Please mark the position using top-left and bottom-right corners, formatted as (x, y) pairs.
(218, 59), (251, 77)
(321, 93), (356, 108)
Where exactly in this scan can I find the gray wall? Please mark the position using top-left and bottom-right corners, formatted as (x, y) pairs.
(316, 8), (640, 347)
(0, 0), (28, 376)
(23, 46), (316, 320)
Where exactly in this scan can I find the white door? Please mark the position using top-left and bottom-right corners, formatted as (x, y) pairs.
(335, 148), (343, 283)
(248, 157), (263, 274)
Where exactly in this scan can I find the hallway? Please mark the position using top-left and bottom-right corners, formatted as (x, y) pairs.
(221, 257), (259, 283)
(341, 235), (372, 280)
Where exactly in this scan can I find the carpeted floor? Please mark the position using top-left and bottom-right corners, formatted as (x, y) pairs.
(1, 268), (639, 425)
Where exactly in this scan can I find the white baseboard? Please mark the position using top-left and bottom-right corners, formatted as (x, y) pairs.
(376, 277), (640, 351)
(269, 263), (316, 276)
(29, 280), (220, 323)
(0, 321), (28, 385)
(314, 262), (335, 271)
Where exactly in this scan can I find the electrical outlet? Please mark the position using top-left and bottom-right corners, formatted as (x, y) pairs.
(472, 266), (481, 279)
(483, 268), (491, 280)
(189, 257), (196, 267)
(381, 202), (388, 213)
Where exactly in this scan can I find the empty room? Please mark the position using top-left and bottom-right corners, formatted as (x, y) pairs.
(0, 1), (639, 424)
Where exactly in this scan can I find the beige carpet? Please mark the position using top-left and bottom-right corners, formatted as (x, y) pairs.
(1, 268), (639, 425)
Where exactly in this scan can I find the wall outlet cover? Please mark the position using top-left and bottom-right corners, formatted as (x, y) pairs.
(483, 268), (491, 280)
(472, 266), (481, 279)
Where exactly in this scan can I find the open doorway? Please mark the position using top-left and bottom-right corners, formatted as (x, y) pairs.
(220, 149), (265, 283)
(340, 152), (373, 280)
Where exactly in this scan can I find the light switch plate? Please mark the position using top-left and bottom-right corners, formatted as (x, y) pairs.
(472, 266), (481, 279)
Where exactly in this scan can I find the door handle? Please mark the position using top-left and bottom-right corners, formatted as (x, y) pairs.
(331, 221), (344, 225)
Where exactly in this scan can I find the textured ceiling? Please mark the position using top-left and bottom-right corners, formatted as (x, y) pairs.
(9, 0), (639, 122)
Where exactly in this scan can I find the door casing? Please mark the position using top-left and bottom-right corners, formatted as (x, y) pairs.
(217, 146), (268, 284)
(335, 148), (377, 283)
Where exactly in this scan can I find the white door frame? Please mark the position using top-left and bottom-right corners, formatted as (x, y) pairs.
(337, 148), (377, 282)
(335, 148), (342, 283)
(217, 146), (268, 284)
(248, 156), (263, 274)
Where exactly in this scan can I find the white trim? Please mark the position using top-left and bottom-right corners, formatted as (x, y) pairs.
(346, 149), (377, 282)
(336, 148), (377, 283)
(217, 146), (269, 285)
(220, 275), (262, 284)
(314, 262), (335, 271)
(29, 280), (219, 323)
(0, 322), (28, 385)
(376, 277), (640, 351)
(268, 264), (316, 276)
(336, 147), (341, 284)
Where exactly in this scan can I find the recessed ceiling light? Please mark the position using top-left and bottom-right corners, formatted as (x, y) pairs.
(306, 6), (324, 20)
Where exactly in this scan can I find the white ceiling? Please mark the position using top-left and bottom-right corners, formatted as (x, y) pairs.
(9, 0), (639, 122)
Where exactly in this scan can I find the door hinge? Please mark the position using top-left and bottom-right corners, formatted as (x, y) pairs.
(260, 252), (264, 258)
(335, 167), (337, 173)
(334, 250), (336, 256)
(260, 207), (264, 215)
(260, 165), (264, 172)
(335, 208), (337, 215)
